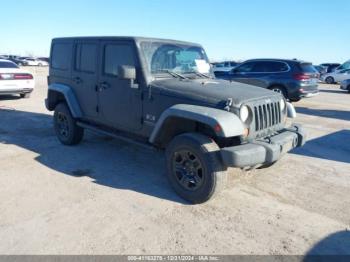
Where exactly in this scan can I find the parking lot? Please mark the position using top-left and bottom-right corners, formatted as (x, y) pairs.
(0, 67), (349, 255)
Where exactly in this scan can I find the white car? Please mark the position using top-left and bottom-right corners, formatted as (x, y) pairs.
(23, 58), (49, 66)
(0, 59), (35, 98)
(212, 61), (239, 73)
(321, 69), (350, 84)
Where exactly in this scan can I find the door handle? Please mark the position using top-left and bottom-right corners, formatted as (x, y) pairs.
(73, 77), (82, 84)
(100, 82), (110, 90)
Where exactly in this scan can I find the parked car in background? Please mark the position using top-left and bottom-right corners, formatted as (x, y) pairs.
(212, 61), (239, 75)
(8, 56), (26, 66)
(0, 59), (34, 98)
(335, 60), (350, 72)
(321, 69), (350, 84)
(314, 65), (327, 76)
(22, 58), (49, 66)
(340, 79), (350, 93)
(320, 63), (341, 73)
(216, 59), (319, 102)
(37, 57), (50, 63)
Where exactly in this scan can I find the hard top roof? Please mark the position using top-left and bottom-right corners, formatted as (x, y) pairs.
(52, 36), (202, 47)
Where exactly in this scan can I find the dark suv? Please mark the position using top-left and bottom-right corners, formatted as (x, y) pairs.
(45, 37), (305, 203)
(216, 59), (319, 102)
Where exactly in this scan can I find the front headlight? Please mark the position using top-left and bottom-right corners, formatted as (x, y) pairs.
(240, 105), (250, 122)
(280, 99), (286, 111)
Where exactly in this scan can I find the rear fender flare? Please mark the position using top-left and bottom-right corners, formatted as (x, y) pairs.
(47, 83), (82, 118)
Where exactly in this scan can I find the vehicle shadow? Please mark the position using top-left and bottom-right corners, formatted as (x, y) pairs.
(303, 231), (350, 261)
(292, 129), (350, 164)
(0, 94), (21, 101)
(0, 108), (187, 204)
(319, 89), (348, 94)
(296, 107), (350, 121)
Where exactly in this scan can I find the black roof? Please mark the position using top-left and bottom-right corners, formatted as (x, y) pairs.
(52, 36), (202, 47)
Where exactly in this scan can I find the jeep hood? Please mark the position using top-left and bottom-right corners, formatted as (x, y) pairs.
(151, 78), (281, 108)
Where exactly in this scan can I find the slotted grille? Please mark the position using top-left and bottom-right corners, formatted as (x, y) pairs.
(254, 101), (281, 131)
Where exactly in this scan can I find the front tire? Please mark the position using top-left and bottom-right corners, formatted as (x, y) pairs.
(54, 103), (84, 145)
(325, 76), (335, 84)
(165, 133), (227, 204)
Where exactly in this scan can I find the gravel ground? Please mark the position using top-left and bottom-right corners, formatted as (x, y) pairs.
(0, 67), (349, 255)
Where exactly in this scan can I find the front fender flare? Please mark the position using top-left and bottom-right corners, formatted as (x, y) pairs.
(149, 104), (245, 144)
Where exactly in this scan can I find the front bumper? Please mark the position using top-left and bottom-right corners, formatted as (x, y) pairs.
(220, 124), (306, 168)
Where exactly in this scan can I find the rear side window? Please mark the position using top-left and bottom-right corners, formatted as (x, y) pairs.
(75, 43), (97, 73)
(0, 61), (19, 68)
(104, 44), (135, 76)
(263, 61), (289, 72)
(299, 63), (318, 73)
(51, 43), (72, 70)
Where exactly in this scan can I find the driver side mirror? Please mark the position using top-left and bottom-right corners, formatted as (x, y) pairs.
(118, 65), (136, 80)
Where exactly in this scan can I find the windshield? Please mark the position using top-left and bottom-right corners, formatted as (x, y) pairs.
(140, 41), (211, 76)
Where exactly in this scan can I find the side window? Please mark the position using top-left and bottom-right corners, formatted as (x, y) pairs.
(51, 43), (72, 70)
(75, 43), (97, 73)
(251, 62), (267, 72)
(104, 44), (135, 76)
(236, 62), (255, 73)
(254, 61), (288, 73)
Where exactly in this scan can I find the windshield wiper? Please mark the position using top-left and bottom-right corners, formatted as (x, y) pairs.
(183, 71), (212, 79)
(194, 72), (211, 79)
(156, 69), (188, 79)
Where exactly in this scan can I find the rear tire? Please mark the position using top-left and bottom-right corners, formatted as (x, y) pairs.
(165, 133), (227, 204)
(20, 93), (31, 99)
(54, 103), (84, 145)
(290, 97), (301, 102)
(325, 76), (335, 84)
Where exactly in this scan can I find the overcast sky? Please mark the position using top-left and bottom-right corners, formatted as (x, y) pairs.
(1, 0), (349, 64)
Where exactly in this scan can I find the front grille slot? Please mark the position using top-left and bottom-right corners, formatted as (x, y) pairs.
(254, 101), (281, 132)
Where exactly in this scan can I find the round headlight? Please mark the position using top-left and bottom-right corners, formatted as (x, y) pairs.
(280, 99), (286, 111)
(240, 105), (250, 122)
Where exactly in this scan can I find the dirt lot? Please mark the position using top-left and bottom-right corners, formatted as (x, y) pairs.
(0, 67), (349, 255)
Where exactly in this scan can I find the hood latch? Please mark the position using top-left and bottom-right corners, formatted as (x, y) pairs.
(224, 98), (233, 112)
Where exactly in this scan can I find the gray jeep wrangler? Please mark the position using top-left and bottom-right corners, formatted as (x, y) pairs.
(45, 37), (306, 203)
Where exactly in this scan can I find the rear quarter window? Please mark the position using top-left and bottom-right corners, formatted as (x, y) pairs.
(51, 43), (72, 71)
(299, 63), (317, 73)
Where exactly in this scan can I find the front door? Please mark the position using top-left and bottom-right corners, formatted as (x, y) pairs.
(97, 41), (143, 131)
(71, 40), (99, 120)
(228, 61), (256, 84)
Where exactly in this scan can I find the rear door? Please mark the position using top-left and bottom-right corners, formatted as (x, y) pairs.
(71, 40), (99, 120)
(97, 40), (142, 131)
